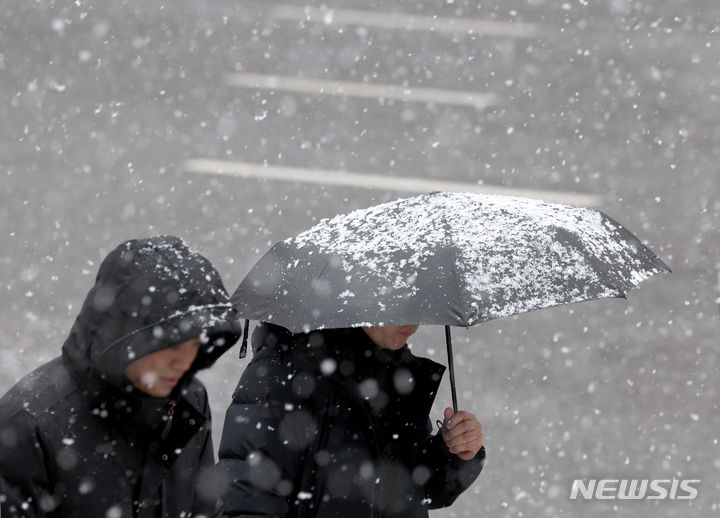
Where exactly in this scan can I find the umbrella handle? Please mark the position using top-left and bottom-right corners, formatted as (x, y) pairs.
(239, 319), (250, 359)
(445, 325), (459, 413)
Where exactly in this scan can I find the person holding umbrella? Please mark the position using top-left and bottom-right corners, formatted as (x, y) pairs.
(217, 321), (485, 518)
(0, 236), (243, 517)
(219, 191), (668, 517)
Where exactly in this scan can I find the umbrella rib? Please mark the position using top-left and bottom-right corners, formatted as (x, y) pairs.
(295, 255), (332, 332)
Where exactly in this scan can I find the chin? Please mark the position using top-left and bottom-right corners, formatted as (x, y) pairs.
(145, 387), (172, 398)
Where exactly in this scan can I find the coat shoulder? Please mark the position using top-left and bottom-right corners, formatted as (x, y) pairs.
(404, 348), (446, 387)
(409, 351), (445, 374)
(230, 338), (315, 407)
(0, 357), (81, 421)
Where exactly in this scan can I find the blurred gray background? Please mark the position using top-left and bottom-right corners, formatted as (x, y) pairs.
(1, 0), (718, 516)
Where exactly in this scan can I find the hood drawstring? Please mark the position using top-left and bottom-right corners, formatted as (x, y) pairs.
(239, 319), (249, 359)
(160, 399), (176, 439)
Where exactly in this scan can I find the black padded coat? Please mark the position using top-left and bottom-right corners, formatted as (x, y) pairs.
(217, 323), (485, 518)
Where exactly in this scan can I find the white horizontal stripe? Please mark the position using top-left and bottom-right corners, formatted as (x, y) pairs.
(183, 159), (604, 207)
(272, 5), (538, 38)
(226, 73), (496, 109)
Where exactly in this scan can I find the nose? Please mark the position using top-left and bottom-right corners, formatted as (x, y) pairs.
(171, 341), (200, 372)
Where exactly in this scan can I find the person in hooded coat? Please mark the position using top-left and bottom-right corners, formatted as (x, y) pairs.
(217, 323), (485, 518)
(0, 236), (243, 518)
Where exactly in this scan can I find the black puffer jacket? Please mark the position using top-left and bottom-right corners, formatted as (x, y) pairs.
(0, 236), (242, 518)
(217, 324), (485, 518)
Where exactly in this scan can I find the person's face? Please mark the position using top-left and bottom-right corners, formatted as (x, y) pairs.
(362, 325), (420, 350)
(124, 338), (202, 397)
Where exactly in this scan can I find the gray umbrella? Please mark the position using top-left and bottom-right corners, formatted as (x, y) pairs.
(232, 192), (669, 410)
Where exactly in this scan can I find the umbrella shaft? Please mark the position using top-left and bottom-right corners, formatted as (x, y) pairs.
(445, 326), (458, 413)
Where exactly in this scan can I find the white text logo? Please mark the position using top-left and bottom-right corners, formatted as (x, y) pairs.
(569, 479), (700, 500)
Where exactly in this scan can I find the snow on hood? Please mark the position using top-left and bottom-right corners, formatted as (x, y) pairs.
(62, 235), (242, 390)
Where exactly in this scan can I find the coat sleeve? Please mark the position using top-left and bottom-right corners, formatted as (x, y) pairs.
(215, 351), (309, 518)
(191, 389), (224, 518)
(0, 408), (53, 518)
(418, 425), (485, 509)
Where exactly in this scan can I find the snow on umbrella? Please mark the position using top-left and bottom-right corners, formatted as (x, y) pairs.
(232, 192), (670, 410)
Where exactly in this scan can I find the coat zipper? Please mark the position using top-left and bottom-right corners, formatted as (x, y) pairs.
(331, 379), (380, 518)
(160, 399), (176, 439)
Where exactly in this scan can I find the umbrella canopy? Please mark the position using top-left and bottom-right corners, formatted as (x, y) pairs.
(233, 192), (669, 333)
(232, 192), (669, 411)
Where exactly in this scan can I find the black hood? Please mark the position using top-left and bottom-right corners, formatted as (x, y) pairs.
(62, 235), (242, 393)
